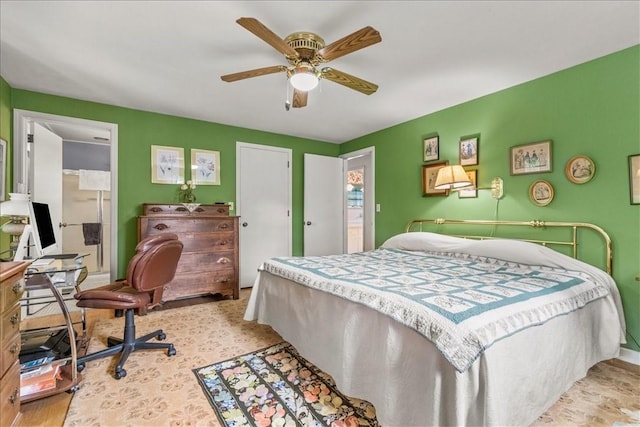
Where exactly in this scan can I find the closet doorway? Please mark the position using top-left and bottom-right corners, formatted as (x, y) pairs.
(13, 110), (118, 284)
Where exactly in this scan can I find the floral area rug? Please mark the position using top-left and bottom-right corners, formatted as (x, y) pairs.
(194, 342), (379, 427)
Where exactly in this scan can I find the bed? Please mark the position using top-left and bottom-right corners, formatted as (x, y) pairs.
(244, 219), (626, 426)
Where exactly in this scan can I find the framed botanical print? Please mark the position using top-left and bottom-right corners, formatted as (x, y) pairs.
(151, 145), (184, 184)
(191, 149), (221, 185)
(422, 161), (449, 197)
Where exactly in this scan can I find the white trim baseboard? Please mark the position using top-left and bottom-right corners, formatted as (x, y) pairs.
(618, 347), (640, 365)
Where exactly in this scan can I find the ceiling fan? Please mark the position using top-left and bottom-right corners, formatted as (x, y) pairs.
(221, 17), (382, 109)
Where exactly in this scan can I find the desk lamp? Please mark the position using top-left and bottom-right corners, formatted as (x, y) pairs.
(0, 193), (30, 260)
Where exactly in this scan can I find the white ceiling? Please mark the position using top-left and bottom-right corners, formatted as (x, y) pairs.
(1, 1), (638, 144)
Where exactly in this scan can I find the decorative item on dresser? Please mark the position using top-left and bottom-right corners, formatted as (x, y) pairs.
(1, 261), (27, 427)
(138, 203), (239, 302)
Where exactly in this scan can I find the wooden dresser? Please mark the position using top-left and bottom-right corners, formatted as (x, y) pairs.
(138, 204), (239, 302)
(1, 261), (27, 427)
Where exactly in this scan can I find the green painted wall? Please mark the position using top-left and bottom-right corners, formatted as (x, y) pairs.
(0, 77), (13, 252)
(341, 45), (640, 351)
(9, 90), (339, 272)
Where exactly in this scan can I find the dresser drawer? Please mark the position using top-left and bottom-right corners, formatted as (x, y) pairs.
(176, 251), (235, 274)
(1, 303), (21, 349)
(0, 360), (20, 427)
(164, 271), (236, 300)
(0, 333), (20, 378)
(1, 277), (24, 312)
(140, 218), (236, 235)
(143, 203), (229, 216)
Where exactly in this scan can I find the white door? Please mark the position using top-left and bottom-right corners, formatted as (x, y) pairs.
(237, 143), (292, 287)
(303, 153), (344, 256)
(31, 123), (63, 250)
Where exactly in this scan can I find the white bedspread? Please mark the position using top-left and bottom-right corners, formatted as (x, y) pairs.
(244, 233), (625, 426)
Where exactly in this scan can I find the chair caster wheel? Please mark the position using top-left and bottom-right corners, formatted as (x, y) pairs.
(168, 346), (176, 357)
(115, 368), (126, 379)
(157, 332), (166, 341)
(77, 363), (85, 372)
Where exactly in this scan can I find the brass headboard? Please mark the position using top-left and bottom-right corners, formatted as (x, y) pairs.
(405, 218), (613, 275)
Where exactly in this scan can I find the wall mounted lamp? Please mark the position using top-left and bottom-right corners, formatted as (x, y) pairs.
(434, 165), (504, 199)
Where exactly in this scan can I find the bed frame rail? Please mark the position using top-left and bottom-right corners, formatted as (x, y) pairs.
(405, 218), (612, 274)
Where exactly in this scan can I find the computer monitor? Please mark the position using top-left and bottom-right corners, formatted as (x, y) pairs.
(29, 201), (59, 258)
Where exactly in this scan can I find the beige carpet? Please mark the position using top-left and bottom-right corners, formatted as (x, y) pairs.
(65, 290), (640, 427)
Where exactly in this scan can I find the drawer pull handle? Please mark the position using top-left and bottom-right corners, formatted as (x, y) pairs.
(150, 207), (163, 213)
(153, 223), (169, 230)
(12, 282), (22, 294)
(10, 314), (19, 325)
(9, 389), (18, 404)
(9, 343), (18, 354)
(219, 223), (229, 229)
(218, 257), (231, 264)
(176, 206), (188, 212)
(220, 278), (230, 283)
(217, 208), (226, 213)
(219, 240), (229, 246)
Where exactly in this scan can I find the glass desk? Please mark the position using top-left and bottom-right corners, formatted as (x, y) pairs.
(20, 259), (88, 402)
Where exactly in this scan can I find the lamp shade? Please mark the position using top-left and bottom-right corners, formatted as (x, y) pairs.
(0, 193), (30, 217)
(434, 165), (472, 190)
(289, 64), (319, 91)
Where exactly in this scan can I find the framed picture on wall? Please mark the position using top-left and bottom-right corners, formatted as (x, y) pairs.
(191, 149), (221, 185)
(423, 135), (439, 161)
(529, 179), (554, 206)
(458, 169), (477, 199)
(629, 153), (640, 205)
(510, 140), (552, 175)
(459, 136), (478, 166)
(422, 161), (449, 197)
(151, 145), (185, 184)
(565, 155), (595, 184)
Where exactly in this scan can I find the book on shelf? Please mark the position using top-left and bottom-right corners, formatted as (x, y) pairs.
(20, 363), (62, 397)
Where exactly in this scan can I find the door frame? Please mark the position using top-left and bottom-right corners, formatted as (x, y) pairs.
(340, 146), (375, 251)
(13, 109), (119, 278)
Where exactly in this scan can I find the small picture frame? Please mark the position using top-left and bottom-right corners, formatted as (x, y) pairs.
(458, 169), (477, 199)
(629, 153), (640, 205)
(422, 161), (449, 197)
(529, 180), (554, 206)
(191, 149), (221, 185)
(151, 145), (185, 184)
(565, 155), (595, 184)
(423, 135), (439, 162)
(459, 137), (478, 166)
(510, 140), (552, 175)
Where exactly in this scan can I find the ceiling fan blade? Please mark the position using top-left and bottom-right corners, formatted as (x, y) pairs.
(221, 65), (286, 82)
(321, 67), (378, 95)
(292, 89), (308, 108)
(317, 26), (381, 62)
(236, 17), (299, 58)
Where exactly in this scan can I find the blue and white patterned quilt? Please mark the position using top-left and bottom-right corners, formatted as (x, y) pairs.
(261, 248), (610, 372)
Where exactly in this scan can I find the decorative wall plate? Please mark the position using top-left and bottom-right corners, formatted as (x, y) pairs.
(529, 180), (554, 206)
(565, 155), (595, 184)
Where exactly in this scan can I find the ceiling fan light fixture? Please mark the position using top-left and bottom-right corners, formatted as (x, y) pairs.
(289, 64), (319, 91)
